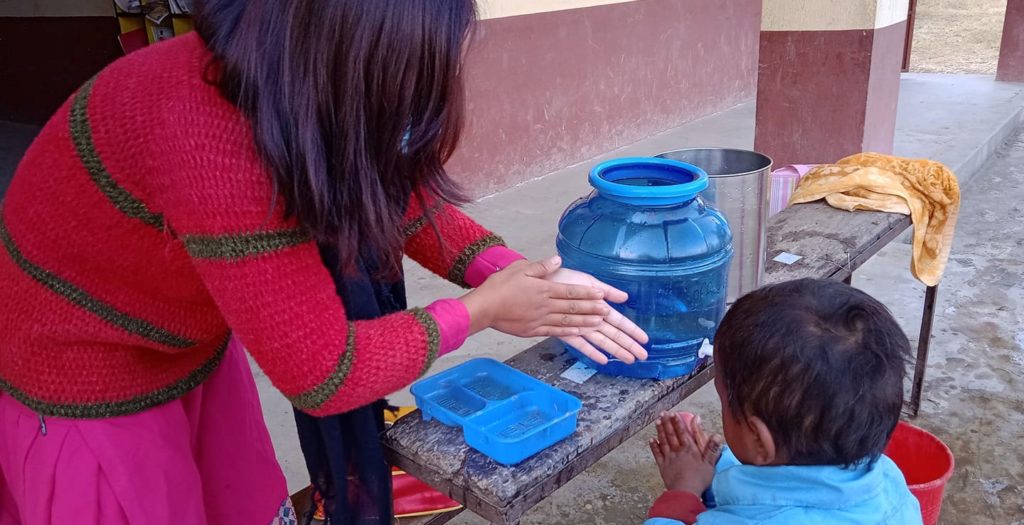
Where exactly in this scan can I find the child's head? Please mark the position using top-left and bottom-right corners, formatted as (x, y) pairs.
(712, 278), (910, 468)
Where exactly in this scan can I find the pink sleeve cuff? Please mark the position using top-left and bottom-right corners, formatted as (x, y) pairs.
(463, 245), (526, 288)
(648, 490), (706, 524)
(424, 299), (471, 357)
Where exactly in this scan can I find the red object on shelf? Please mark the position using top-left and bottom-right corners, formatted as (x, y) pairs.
(884, 421), (955, 525)
(118, 28), (148, 54)
(303, 469), (461, 520)
(393, 468), (462, 518)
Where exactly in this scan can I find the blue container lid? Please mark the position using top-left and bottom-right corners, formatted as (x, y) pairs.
(589, 157), (709, 206)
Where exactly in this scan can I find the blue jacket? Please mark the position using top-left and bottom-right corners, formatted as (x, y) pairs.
(646, 448), (922, 525)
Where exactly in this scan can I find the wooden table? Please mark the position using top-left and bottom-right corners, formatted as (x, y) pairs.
(382, 201), (938, 525)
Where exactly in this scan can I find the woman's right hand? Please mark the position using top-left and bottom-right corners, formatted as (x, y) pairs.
(459, 256), (610, 339)
(543, 267), (648, 365)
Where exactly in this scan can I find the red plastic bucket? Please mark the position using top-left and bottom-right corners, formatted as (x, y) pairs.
(884, 422), (955, 525)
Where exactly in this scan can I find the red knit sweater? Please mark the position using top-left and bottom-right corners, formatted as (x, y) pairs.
(0, 33), (506, 419)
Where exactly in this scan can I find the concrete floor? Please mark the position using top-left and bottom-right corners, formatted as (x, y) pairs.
(1, 73), (1023, 524)
(856, 135), (1024, 525)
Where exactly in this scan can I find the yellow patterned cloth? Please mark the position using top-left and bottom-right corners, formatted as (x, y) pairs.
(384, 406), (417, 426)
(790, 153), (961, 286)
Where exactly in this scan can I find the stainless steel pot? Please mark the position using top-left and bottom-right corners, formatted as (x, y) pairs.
(656, 148), (773, 304)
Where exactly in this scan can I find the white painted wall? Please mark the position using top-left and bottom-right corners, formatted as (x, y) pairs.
(0, 0), (112, 17)
(0, 0), (643, 20)
(762, 0), (910, 31)
(476, 0), (637, 20)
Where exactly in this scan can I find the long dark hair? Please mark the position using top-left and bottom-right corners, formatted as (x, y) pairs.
(195, 0), (475, 273)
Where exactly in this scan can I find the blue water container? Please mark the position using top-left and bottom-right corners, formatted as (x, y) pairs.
(556, 157), (733, 379)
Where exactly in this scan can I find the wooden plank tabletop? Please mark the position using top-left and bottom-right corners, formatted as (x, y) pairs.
(386, 341), (715, 524)
(764, 201), (910, 284)
(383, 201), (912, 524)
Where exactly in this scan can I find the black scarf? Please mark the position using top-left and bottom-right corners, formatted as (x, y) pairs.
(293, 244), (406, 524)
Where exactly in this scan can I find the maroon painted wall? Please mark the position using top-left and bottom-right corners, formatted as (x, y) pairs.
(1, 0), (762, 195)
(451, 0), (762, 196)
(0, 17), (123, 124)
(755, 22), (904, 167)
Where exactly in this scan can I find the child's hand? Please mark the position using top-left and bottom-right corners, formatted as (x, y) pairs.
(657, 412), (724, 465)
(650, 413), (716, 495)
(687, 414), (725, 466)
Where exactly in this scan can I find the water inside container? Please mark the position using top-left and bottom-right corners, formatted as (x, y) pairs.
(613, 269), (726, 362)
(557, 158), (730, 379)
(557, 201), (730, 377)
(614, 177), (681, 187)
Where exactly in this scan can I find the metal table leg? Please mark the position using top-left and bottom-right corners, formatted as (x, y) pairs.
(907, 284), (939, 418)
(840, 272), (937, 418)
(397, 509), (464, 525)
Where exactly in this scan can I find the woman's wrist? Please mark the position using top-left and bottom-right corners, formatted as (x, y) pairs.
(424, 299), (472, 357)
(464, 246), (527, 288)
(459, 287), (494, 335)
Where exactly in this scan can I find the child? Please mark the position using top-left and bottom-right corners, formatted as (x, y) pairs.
(646, 278), (923, 525)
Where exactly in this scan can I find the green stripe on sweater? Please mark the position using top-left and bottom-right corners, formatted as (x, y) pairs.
(288, 309), (440, 411)
(447, 234), (507, 288)
(288, 322), (357, 411)
(0, 333), (228, 419)
(182, 228), (311, 260)
(402, 203), (445, 239)
(402, 215), (430, 239)
(413, 309), (441, 377)
(70, 77), (166, 230)
(0, 217), (196, 349)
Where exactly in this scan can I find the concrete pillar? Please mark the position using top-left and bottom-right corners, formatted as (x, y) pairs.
(997, 0), (1024, 82)
(754, 0), (909, 166)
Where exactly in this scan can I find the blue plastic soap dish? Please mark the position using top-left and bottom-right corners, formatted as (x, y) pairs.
(411, 358), (582, 465)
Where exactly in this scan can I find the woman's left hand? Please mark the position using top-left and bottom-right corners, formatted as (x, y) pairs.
(544, 268), (649, 365)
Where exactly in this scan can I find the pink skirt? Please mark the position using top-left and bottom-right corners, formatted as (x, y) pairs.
(0, 338), (292, 525)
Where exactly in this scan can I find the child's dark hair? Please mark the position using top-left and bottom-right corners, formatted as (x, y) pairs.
(714, 278), (910, 467)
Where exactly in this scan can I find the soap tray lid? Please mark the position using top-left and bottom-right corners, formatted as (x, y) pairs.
(411, 358), (582, 465)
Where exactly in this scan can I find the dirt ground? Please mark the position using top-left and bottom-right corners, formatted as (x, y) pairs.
(911, 0), (1008, 74)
